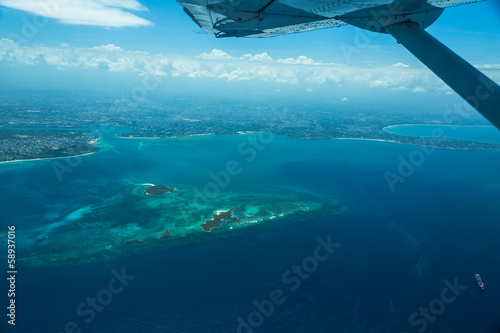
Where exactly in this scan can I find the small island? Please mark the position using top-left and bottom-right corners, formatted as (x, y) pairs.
(158, 229), (171, 240)
(201, 209), (240, 233)
(144, 185), (177, 195)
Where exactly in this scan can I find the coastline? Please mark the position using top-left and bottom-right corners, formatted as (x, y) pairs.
(0, 151), (98, 165)
(335, 137), (395, 143)
(118, 136), (164, 140)
(118, 133), (215, 140)
(2, 127), (497, 166)
(382, 124), (495, 131)
(336, 136), (500, 151)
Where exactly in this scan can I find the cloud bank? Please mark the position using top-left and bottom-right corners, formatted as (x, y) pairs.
(0, 0), (151, 27)
(1, 38), (499, 93)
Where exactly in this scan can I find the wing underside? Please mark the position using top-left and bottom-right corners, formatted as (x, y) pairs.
(177, 0), (347, 38)
(177, 0), (483, 38)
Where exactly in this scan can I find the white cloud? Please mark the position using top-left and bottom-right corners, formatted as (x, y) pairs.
(279, 56), (316, 65)
(198, 49), (234, 60)
(0, 0), (151, 27)
(0, 38), (166, 74)
(241, 52), (273, 62)
(89, 44), (125, 52)
(476, 64), (500, 69)
(199, 50), (338, 67)
(393, 86), (409, 91)
(340, 97), (348, 102)
(392, 62), (410, 68)
(368, 80), (389, 88)
(4, 39), (495, 92)
(305, 69), (341, 84)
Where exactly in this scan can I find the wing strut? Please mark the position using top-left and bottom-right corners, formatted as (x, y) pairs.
(385, 22), (500, 129)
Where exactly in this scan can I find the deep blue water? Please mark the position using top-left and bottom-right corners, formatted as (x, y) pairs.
(1, 130), (500, 333)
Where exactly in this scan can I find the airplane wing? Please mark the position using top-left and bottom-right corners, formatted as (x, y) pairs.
(177, 0), (481, 38)
(176, 0), (346, 38)
(177, 0), (500, 130)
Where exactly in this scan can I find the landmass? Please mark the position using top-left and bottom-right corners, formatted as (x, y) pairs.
(126, 239), (145, 244)
(201, 209), (240, 233)
(0, 129), (99, 163)
(1, 90), (499, 153)
(158, 229), (171, 240)
(144, 185), (177, 195)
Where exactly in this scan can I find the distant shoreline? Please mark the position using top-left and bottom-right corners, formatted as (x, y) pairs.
(0, 151), (98, 165)
(336, 137), (394, 143)
(2, 126), (497, 165)
(119, 133), (215, 139)
(382, 124), (495, 131)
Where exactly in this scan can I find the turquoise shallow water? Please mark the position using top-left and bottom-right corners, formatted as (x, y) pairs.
(384, 124), (500, 143)
(1, 128), (500, 332)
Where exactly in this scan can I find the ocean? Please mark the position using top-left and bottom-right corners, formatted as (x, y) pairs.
(1, 126), (500, 333)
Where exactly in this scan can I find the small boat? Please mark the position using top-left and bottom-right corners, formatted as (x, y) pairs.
(475, 274), (485, 291)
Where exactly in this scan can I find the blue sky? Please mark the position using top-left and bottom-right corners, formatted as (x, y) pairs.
(0, 0), (499, 105)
